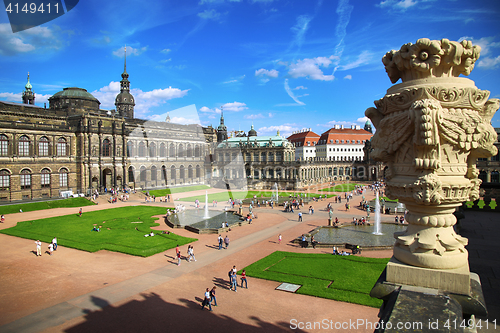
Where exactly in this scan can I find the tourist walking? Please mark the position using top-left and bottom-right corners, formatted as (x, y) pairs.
(210, 286), (217, 306)
(176, 251), (182, 266)
(1, 214), (4, 223)
(224, 235), (230, 249)
(241, 269), (248, 288)
(278, 234), (282, 244)
(218, 234), (223, 250)
(201, 288), (213, 311)
(52, 237), (57, 251)
(188, 245), (196, 262)
(79, 208), (82, 217)
(298, 212), (302, 221)
(35, 240), (42, 256)
(48, 242), (54, 256)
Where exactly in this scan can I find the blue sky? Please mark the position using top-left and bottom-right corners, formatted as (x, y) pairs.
(1, 0), (499, 137)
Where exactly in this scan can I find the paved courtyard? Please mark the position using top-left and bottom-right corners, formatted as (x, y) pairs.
(0, 188), (497, 332)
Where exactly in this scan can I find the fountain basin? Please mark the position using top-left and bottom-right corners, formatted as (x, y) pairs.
(166, 209), (244, 234)
(298, 223), (407, 250)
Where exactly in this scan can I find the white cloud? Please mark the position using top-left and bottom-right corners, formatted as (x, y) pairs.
(222, 75), (245, 84)
(338, 50), (372, 71)
(160, 48), (171, 54)
(160, 59), (172, 63)
(255, 68), (279, 78)
(113, 46), (148, 57)
(0, 23), (65, 56)
(290, 15), (312, 51)
(268, 113), (274, 118)
(344, 75), (352, 80)
(284, 79), (305, 105)
(222, 101), (248, 112)
(198, 9), (221, 20)
(378, 0), (418, 10)
(90, 82), (189, 115)
(458, 36), (500, 56)
(477, 55), (500, 69)
(0, 92), (22, 101)
(292, 86), (307, 90)
(245, 113), (265, 119)
(0, 91), (51, 105)
(257, 124), (299, 137)
(199, 106), (221, 114)
(288, 56), (337, 81)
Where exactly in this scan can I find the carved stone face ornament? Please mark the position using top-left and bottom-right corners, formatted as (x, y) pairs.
(366, 38), (498, 270)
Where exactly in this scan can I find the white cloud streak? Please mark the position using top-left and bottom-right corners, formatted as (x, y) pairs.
(284, 79), (305, 105)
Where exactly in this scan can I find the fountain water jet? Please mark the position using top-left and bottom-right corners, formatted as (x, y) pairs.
(203, 191), (210, 219)
(373, 191), (383, 235)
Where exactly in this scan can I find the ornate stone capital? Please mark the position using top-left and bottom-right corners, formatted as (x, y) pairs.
(365, 38), (498, 270)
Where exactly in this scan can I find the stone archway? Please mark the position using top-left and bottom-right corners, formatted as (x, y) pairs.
(102, 168), (112, 190)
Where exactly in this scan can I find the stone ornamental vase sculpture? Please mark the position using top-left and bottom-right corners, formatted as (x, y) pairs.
(365, 38), (498, 277)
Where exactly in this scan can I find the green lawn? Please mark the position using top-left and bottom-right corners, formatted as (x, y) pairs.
(0, 197), (95, 215)
(181, 190), (335, 203)
(0, 206), (196, 257)
(146, 185), (211, 197)
(320, 183), (361, 193)
(241, 251), (389, 308)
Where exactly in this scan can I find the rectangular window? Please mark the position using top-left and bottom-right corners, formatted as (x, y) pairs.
(19, 141), (29, 156)
(20, 174), (31, 189)
(59, 173), (68, 187)
(0, 141), (8, 156)
(57, 143), (66, 156)
(39, 142), (49, 156)
(41, 173), (50, 188)
(0, 175), (9, 190)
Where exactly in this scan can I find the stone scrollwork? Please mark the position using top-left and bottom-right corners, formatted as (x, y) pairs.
(366, 38), (499, 270)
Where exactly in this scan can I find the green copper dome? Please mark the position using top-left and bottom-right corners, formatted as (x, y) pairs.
(51, 87), (99, 102)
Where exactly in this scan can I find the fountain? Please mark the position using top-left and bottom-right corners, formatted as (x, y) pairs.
(203, 190), (210, 219)
(373, 191), (383, 235)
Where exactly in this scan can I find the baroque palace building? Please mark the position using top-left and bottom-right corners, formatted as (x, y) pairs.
(209, 118), (376, 190)
(0, 56), (213, 202)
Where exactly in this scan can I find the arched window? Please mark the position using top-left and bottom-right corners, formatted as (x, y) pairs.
(139, 142), (146, 157)
(178, 144), (184, 158)
(196, 165), (201, 178)
(102, 139), (110, 157)
(127, 141), (133, 157)
(20, 169), (31, 189)
(140, 166), (146, 181)
(180, 165), (185, 179)
(128, 166), (135, 182)
(160, 143), (166, 157)
(151, 166), (157, 181)
(0, 169), (10, 190)
(57, 137), (67, 156)
(194, 146), (200, 157)
(186, 145), (192, 158)
(171, 165), (176, 179)
(149, 143), (156, 158)
(161, 165), (166, 181)
(261, 152), (266, 162)
(18, 135), (30, 156)
(169, 144), (175, 157)
(41, 168), (51, 188)
(59, 168), (68, 188)
(38, 136), (49, 156)
(188, 165), (193, 178)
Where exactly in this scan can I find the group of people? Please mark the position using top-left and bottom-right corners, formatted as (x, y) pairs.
(175, 244), (197, 265)
(34, 237), (57, 256)
(218, 234), (230, 250)
(352, 217), (368, 225)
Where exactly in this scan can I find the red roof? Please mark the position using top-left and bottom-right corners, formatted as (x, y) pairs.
(286, 131), (320, 146)
(317, 128), (372, 144)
